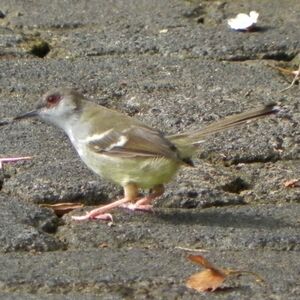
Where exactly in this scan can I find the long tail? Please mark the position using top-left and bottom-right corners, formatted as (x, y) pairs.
(167, 103), (279, 158)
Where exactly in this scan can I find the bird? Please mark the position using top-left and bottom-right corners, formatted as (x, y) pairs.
(11, 88), (278, 221)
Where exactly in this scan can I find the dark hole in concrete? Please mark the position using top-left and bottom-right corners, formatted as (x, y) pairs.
(29, 40), (51, 58)
(221, 177), (250, 194)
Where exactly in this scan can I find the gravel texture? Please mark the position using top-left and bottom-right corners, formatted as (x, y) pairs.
(0, 0), (299, 299)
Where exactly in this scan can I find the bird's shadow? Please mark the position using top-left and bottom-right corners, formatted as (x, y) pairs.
(250, 25), (273, 33)
(232, 25), (273, 33)
(154, 209), (295, 230)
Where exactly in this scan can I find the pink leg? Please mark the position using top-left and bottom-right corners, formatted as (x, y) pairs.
(72, 183), (138, 221)
(121, 184), (164, 212)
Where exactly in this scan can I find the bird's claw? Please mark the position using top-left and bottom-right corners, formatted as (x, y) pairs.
(120, 203), (154, 212)
(72, 213), (113, 222)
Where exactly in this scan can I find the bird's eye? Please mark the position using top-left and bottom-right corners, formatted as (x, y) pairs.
(46, 94), (62, 106)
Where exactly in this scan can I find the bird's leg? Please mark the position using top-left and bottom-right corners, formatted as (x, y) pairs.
(72, 183), (139, 221)
(121, 184), (164, 212)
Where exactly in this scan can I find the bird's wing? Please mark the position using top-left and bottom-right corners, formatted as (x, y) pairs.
(87, 125), (180, 160)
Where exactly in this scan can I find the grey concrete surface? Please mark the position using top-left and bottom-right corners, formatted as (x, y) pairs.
(0, 0), (299, 299)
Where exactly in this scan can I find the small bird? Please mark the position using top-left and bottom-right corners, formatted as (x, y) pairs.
(11, 88), (278, 221)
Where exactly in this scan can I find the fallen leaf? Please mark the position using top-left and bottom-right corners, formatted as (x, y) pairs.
(41, 202), (84, 217)
(284, 179), (300, 188)
(186, 255), (265, 293)
(186, 255), (226, 292)
(186, 269), (225, 292)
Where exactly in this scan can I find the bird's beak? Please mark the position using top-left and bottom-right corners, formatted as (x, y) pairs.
(14, 110), (38, 120)
(0, 110), (39, 126)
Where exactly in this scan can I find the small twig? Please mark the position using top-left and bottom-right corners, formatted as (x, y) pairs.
(280, 64), (300, 92)
(225, 269), (266, 286)
(0, 156), (32, 169)
(175, 246), (208, 252)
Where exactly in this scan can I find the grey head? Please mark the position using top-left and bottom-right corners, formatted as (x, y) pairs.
(15, 88), (84, 129)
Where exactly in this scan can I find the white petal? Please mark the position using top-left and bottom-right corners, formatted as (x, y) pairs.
(249, 11), (259, 23)
(228, 11), (259, 30)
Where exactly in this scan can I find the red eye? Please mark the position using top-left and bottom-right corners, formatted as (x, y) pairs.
(46, 94), (61, 106)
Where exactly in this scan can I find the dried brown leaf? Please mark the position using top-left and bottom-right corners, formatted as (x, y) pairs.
(186, 255), (226, 292)
(188, 254), (217, 269)
(41, 202), (84, 217)
(186, 255), (265, 293)
(186, 268), (226, 292)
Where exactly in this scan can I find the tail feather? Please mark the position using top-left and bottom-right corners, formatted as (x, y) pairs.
(168, 103), (279, 158)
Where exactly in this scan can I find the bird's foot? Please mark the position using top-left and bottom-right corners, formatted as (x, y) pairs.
(71, 195), (133, 222)
(120, 188), (163, 213)
(120, 202), (154, 212)
(72, 212), (113, 222)
(71, 184), (163, 222)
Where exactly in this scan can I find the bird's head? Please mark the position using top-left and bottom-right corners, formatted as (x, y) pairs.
(15, 88), (84, 128)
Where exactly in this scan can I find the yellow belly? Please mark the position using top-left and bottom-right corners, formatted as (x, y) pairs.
(82, 152), (180, 189)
